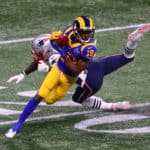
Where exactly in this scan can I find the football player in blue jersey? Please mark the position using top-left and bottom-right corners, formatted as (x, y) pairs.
(73, 24), (150, 111)
(5, 16), (97, 138)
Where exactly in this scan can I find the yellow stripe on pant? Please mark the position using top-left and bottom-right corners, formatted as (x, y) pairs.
(37, 64), (75, 104)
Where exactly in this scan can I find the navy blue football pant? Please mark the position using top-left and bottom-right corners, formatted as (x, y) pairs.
(73, 54), (134, 103)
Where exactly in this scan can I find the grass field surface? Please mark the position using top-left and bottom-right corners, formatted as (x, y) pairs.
(0, 0), (150, 150)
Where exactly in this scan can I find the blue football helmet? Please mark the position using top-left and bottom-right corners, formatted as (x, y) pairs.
(73, 16), (95, 43)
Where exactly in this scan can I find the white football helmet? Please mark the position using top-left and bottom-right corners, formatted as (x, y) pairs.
(31, 34), (56, 61)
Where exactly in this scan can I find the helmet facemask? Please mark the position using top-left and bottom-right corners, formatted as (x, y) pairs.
(75, 28), (95, 43)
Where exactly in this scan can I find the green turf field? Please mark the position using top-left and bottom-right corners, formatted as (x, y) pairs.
(0, 0), (150, 150)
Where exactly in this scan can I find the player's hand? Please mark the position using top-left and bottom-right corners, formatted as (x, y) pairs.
(37, 60), (49, 72)
(50, 31), (62, 40)
(77, 69), (88, 87)
(7, 73), (25, 84)
(56, 34), (68, 48)
(48, 54), (60, 67)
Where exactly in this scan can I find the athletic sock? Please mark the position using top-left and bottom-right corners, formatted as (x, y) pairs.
(12, 97), (40, 133)
(81, 96), (112, 110)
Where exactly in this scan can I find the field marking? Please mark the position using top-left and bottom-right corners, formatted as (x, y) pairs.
(0, 100), (150, 107)
(0, 37), (34, 45)
(0, 86), (7, 90)
(0, 108), (22, 115)
(17, 90), (73, 97)
(0, 23), (146, 45)
(0, 110), (97, 126)
(0, 101), (150, 134)
(74, 113), (150, 134)
(0, 100), (81, 107)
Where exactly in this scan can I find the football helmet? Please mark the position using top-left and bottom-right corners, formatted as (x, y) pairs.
(73, 16), (95, 43)
(31, 34), (54, 62)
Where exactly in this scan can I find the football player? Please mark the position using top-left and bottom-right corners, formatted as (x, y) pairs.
(73, 24), (150, 111)
(7, 33), (60, 84)
(5, 16), (97, 138)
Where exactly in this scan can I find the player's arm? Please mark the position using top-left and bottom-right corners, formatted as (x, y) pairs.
(50, 31), (68, 56)
(24, 61), (38, 75)
(64, 56), (88, 75)
(7, 53), (49, 84)
(7, 61), (38, 84)
(75, 44), (97, 85)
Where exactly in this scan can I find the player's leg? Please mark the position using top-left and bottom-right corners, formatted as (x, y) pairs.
(124, 23), (150, 58)
(98, 25), (150, 76)
(45, 73), (75, 104)
(5, 95), (42, 138)
(72, 83), (93, 104)
(5, 65), (60, 138)
(37, 64), (60, 99)
(81, 96), (131, 111)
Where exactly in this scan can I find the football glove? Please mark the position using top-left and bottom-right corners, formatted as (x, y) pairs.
(77, 69), (88, 87)
(7, 72), (25, 84)
(56, 34), (68, 48)
(37, 60), (49, 72)
(50, 31), (63, 40)
(48, 54), (60, 67)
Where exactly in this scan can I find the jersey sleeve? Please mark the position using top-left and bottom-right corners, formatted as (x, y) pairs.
(80, 43), (97, 60)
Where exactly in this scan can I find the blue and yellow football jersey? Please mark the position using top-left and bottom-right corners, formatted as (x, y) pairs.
(38, 24), (97, 104)
(57, 24), (97, 76)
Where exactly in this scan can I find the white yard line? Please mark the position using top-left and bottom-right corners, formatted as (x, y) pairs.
(0, 37), (34, 45)
(0, 110), (97, 126)
(0, 100), (81, 106)
(0, 86), (7, 90)
(0, 24), (145, 45)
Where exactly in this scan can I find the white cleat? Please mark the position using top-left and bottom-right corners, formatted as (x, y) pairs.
(111, 101), (132, 111)
(128, 23), (150, 41)
(5, 128), (17, 138)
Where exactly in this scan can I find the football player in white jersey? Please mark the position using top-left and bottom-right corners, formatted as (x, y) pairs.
(7, 33), (60, 84)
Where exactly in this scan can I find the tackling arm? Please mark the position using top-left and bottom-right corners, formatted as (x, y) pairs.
(64, 56), (88, 75)
(7, 61), (38, 84)
(24, 61), (38, 75)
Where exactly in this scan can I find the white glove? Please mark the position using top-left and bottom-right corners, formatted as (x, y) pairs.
(37, 60), (49, 72)
(77, 69), (88, 87)
(7, 72), (25, 84)
(48, 54), (60, 67)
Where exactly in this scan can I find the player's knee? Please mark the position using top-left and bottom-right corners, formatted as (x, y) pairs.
(34, 94), (43, 102)
(72, 94), (77, 102)
(72, 93), (84, 104)
(73, 86), (92, 104)
(44, 96), (57, 105)
(45, 92), (65, 105)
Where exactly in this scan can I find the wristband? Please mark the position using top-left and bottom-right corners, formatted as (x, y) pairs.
(22, 71), (26, 76)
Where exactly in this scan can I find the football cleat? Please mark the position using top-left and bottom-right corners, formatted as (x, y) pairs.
(128, 23), (150, 41)
(111, 101), (132, 111)
(5, 128), (17, 138)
